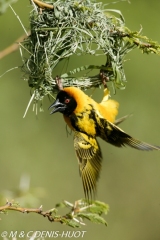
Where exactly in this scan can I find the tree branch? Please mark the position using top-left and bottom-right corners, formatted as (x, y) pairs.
(0, 33), (28, 60)
(31, 0), (54, 9)
(0, 0), (54, 60)
(0, 201), (59, 222)
(0, 199), (109, 227)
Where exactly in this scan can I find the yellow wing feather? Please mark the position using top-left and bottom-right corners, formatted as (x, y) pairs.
(74, 131), (102, 198)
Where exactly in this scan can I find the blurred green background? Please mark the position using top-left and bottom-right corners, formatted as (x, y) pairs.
(0, 0), (160, 239)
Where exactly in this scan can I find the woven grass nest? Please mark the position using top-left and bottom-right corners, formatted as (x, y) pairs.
(21, 0), (160, 109)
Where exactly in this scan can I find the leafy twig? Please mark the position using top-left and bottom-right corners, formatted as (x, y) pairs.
(0, 199), (109, 228)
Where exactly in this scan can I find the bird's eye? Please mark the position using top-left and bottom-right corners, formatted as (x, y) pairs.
(64, 98), (70, 104)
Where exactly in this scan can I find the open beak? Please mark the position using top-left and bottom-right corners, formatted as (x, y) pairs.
(49, 99), (66, 114)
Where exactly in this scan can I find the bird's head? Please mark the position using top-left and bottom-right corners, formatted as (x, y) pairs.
(49, 90), (77, 116)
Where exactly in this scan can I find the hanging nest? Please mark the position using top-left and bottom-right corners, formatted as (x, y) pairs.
(21, 0), (160, 107)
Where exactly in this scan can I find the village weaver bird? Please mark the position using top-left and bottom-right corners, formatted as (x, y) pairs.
(49, 86), (160, 198)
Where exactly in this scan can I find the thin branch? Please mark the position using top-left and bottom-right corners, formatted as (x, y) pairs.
(0, 0), (54, 60)
(119, 30), (160, 54)
(31, 0), (54, 9)
(0, 199), (108, 227)
(0, 201), (74, 224)
(0, 33), (29, 60)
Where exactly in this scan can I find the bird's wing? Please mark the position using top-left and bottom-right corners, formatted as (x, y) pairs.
(74, 131), (102, 199)
(97, 116), (160, 150)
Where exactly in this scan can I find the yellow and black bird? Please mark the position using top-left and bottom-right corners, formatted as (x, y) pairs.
(49, 87), (160, 198)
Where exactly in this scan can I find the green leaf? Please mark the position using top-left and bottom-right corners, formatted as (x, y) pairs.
(67, 220), (81, 228)
(88, 201), (109, 215)
(78, 213), (107, 226)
